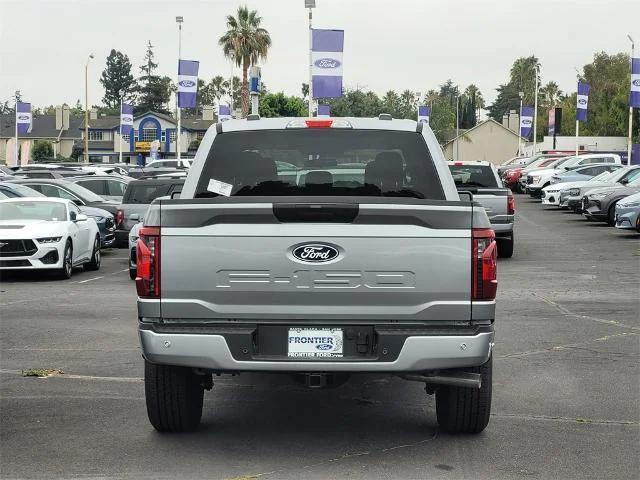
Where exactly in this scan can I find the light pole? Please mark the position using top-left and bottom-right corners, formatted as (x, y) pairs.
(84, 53), (94, 164)
(305, 0), (316, 117)
(229, 48), (235, 117)
(532, 64), (540, 155)
(455, 94), (460, 161)
(518, 91), (524, 156)
(628, 34), (635, 166)
(176, 16), (183, 161)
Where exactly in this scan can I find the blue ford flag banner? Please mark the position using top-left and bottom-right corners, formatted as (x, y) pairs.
(16, 102), (32, 134)
(249, 66), (261, 94)
(520, 106), (534, 139)
(218, 104), (232, 122)
(317, 105), (330, 118)
(178, 60), (199, 108)
(120, 103), (133, 136)
(576, 82), (590, 121)
(631, 57), (640, 108)
(417, 106), (430, 124)
(312, 29), (344, 99)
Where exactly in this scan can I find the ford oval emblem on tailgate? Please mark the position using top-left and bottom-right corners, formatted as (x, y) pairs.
(292, 243), (339, 263)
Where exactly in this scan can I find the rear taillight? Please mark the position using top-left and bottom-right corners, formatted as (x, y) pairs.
(115, 209), (124, 228)
(472, 228), (497, 300)
(507, 194), (516, 215)
(136, 226), (160, 298)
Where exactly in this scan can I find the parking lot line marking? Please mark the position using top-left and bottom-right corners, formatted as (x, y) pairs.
(491, 412), (639, 426)
(77, 276), (105, 284)
(532, 292), (640, 331)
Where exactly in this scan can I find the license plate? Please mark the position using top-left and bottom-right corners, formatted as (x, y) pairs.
(288, 328), (343, 358)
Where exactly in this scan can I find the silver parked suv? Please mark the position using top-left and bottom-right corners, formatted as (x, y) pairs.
(136, 116), (497, 434)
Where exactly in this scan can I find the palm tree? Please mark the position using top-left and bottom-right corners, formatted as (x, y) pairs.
(219, 6), (271, 117)
(509, 56), (540, 103)
(540, 81), (562, 107)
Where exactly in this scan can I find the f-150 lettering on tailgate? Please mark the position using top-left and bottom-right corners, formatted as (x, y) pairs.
(216, 270), (416, 290)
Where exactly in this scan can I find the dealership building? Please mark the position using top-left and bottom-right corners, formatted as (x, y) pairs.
(82, 107), (217, 163)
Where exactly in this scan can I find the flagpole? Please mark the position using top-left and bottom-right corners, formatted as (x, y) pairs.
(119, 97), (123, 164)
(518, 92), (523, 156)
(308, 3), (314, 117)
(14, 95), (18, 166)
(575, 120), (579, 156)
(628, 36), (635, 166)
(176, 16), (183, 162)
(533, 65), (539, 154)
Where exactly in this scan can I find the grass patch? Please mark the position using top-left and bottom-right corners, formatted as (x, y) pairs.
(22, 368), (64, 378)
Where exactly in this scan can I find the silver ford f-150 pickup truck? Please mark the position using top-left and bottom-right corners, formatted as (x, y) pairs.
(136, 116), (497, 434)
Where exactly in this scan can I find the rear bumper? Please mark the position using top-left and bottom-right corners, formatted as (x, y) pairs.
(138, 324), (494, 372)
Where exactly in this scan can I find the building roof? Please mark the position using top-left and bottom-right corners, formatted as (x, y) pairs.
(443, 118), (525, 147)
(0, 114), (83, 139)
(80, 110), (216, 131)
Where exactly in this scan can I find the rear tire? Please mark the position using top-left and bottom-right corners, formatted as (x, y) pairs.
(497, 234), (514, 258)
(436, 357), (492, 434)
(144, 361), (204, 432)
(84, 235), (101, 271)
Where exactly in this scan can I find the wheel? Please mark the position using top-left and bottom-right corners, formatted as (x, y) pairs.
(57, 241), (73, 279)
(497, 234), (514, 258)
(636, 215), (640, 233)
(144, 360), (204, 432)
(436, 357), (492, 434)
(607, 202), (618, 227)
(129, 267), (137, 280)
(84, 235), (101, 271)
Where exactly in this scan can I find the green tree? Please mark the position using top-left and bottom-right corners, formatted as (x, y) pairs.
(136, 41), (172, 113)
(259, 92), (306, 117)
(100, 49), (135, 109)
(219, 6), (272, 117)
(31, 140), (54, 161)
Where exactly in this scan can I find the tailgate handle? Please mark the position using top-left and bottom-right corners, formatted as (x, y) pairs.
(273, 203), (359, 223)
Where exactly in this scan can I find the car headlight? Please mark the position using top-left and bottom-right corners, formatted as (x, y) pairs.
(88, 215), (104, 223)
(36, 237), (62, 243)
(531, 176), (540, 183)
(569, 188), (581, 196)
(620, 200), (640, 208)
(589, 192), (609, 200)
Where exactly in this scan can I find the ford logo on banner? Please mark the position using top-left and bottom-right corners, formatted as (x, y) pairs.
(522, 119), (532, 126)
(578, 98), (587, 105)
(292, 244), (339, 263)
(179, 80), (196, 88)
(314, 58), (341, 69)
(633, 79), (640, 87)
(18, 115), (29, 121)
(316, 344), (333, 351)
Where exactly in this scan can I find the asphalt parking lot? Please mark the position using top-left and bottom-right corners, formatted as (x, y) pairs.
(1, 195), (638, 480)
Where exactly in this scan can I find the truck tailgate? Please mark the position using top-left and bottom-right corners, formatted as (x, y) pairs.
(156, 201), (473, 322)
(464, 189), (508, 223)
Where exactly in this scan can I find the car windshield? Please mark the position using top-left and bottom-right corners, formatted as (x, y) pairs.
(448, 165), (498, 188)
(62, 182), (105, 202)
(0, 201), (67, 221)
(125, 184), (172, 204)
(590, 172), (612, 182)
(194, 130), (445, 199)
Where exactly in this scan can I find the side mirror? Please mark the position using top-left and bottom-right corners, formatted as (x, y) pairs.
(130, 213), (140, 221)
(620, 178), (629, 185)
(75, 213), (88, 222)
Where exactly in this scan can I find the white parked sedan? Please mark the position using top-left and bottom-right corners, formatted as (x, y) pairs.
(0, 198), (101, 278)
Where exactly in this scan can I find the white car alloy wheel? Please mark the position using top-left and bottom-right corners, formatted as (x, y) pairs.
(61, 242), (73, 279)
(84, 236), (101, 271)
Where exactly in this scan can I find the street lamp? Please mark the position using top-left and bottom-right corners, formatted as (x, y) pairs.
(305, 0), (316, 117)
(532, 64), (540, 154)
(627, 34), (635, 166)
(84, 53), (94, 164)
(455, 94), (460, 161)
(176, 16), (183, 161)
(518, 91), (524, 156)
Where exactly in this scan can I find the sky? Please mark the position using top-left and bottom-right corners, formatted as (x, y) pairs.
(0, 0), (638, 109)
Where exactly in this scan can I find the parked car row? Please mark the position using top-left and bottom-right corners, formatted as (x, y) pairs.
(499, 155), (640, 232)
(0, 161), (192, 279)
